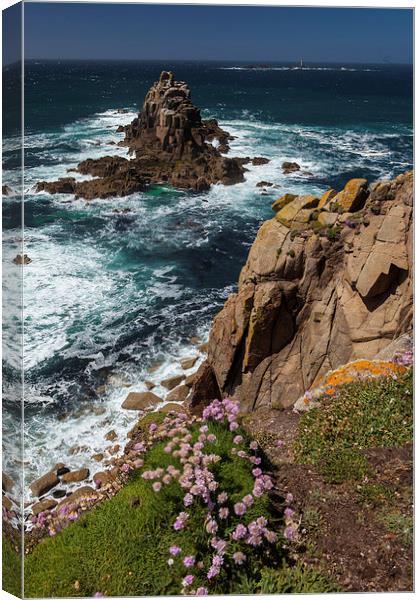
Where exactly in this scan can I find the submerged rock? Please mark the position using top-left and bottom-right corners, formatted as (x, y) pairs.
(13, 254), (32, 265)
(2, 185), (13, 196)
(282, 161), (301, 174)
(252, 157), (270, 166)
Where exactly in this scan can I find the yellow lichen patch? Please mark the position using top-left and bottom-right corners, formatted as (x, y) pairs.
(271, 193), (297, 213)
(295, 359), (409, 412)
(316, 360), (407, 389)
(318, 188), (337, 209)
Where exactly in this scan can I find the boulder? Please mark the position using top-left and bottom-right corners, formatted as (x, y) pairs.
(144, 380), (155, 390)
(32, 498), (57, 516)
(180, 356), (198, 370)
(188, 361), (221, 416)
(30, 471), (59, 497)
(282, 161), (300, 174)
(52, 489), (66, 499)
(166, 384), (190, 402)
(318, 212), (338, 227)
(161, 374), (185, 390)
(275, 195), (319, 228)
(2, 472), (14, 493)
(252, 157), (270, 166)
(198, 342), (209, 353)
(104, 430), (117, 441)
(93, 471), (115, 487)
(122, 391), (161, 410)
(3, 496), (13, 511)
(13, 254), (31, 265)
(271, 193), (298, 213)
(61, 468), (90, 484)
(333, 178), (369, 212)
(256, 181), (274, 188)
(2, 185), (13, 196)
(57, 486), (99, 510)
(318, 188), (338, 208)
(159, 402), (187, 414)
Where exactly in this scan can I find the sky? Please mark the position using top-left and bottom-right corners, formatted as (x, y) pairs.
(4, 2), (414, 65)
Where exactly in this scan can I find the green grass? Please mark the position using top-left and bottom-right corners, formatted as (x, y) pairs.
(294, 370), (413, 471)
(258, 563), (341, 593)
(357, 483), (395, 508)
(319, 448), (372, 484)
(379, 511), (413, 547)
(2, 536), (22, 598)
(22, 419), (285, 597)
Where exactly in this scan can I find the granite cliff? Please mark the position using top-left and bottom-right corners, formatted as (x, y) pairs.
(189, 171), (413, 413)
(37, 72), (249, 199)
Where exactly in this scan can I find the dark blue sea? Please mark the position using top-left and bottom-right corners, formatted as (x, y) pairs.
(2, 60), (413, 498)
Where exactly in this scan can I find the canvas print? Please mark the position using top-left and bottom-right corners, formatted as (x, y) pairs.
(2, 2), (414, 597)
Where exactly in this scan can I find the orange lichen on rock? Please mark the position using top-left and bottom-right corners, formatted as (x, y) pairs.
(295, 359), (408, 412)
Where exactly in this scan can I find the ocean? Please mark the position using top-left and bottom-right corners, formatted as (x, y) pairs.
(2, 60), (413, 508)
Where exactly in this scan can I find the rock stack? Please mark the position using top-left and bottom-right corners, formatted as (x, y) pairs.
(188, 171), (413, 413)
(37, 71), (251, 199)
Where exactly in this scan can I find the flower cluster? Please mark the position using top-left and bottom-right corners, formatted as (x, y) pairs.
(138, 399), (283, 594)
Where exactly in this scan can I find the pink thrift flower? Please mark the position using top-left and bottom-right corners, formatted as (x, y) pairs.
(218, 507), (229, 519)
(183, 555), (195, 568)
(152, 482), (162, 492)
(184, 493), (194, 506)
(242, 494), (254, 507)
(217, 491), (228, 504)
(169, 545), (182, 556)
(233, 551), (246, 565)
(149, 423), (158, 433)
(183, 575), (195, 586)
(250, 440), (258, 450)
(232, 523), (247, 540)
(207, 434), (217, 443)
(233, 435), (243, 445)
(284, 525), (297, 540)
(120, 463), (130, 473)
(234, 502), (246, 516)
(229, 421), (239, 431)
(196, 587), (209, 596)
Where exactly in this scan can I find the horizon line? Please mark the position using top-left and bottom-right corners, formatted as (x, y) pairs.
(4, 58), (414, 67)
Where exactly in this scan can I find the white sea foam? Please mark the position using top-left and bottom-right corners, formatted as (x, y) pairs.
(2, 101), (412, 510)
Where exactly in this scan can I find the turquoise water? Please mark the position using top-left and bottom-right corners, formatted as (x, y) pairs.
(2, 61), (413, 501)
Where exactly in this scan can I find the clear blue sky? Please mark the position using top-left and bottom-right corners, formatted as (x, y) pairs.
(16, 3), (414, 64)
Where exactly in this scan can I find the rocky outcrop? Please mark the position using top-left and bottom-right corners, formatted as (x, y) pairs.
(189, 171), (413, 412)
(37, 72), (251, 199)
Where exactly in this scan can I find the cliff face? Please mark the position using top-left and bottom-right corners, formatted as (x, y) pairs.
(37, 72), (247, 199)
(190, 171), (413, 413)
